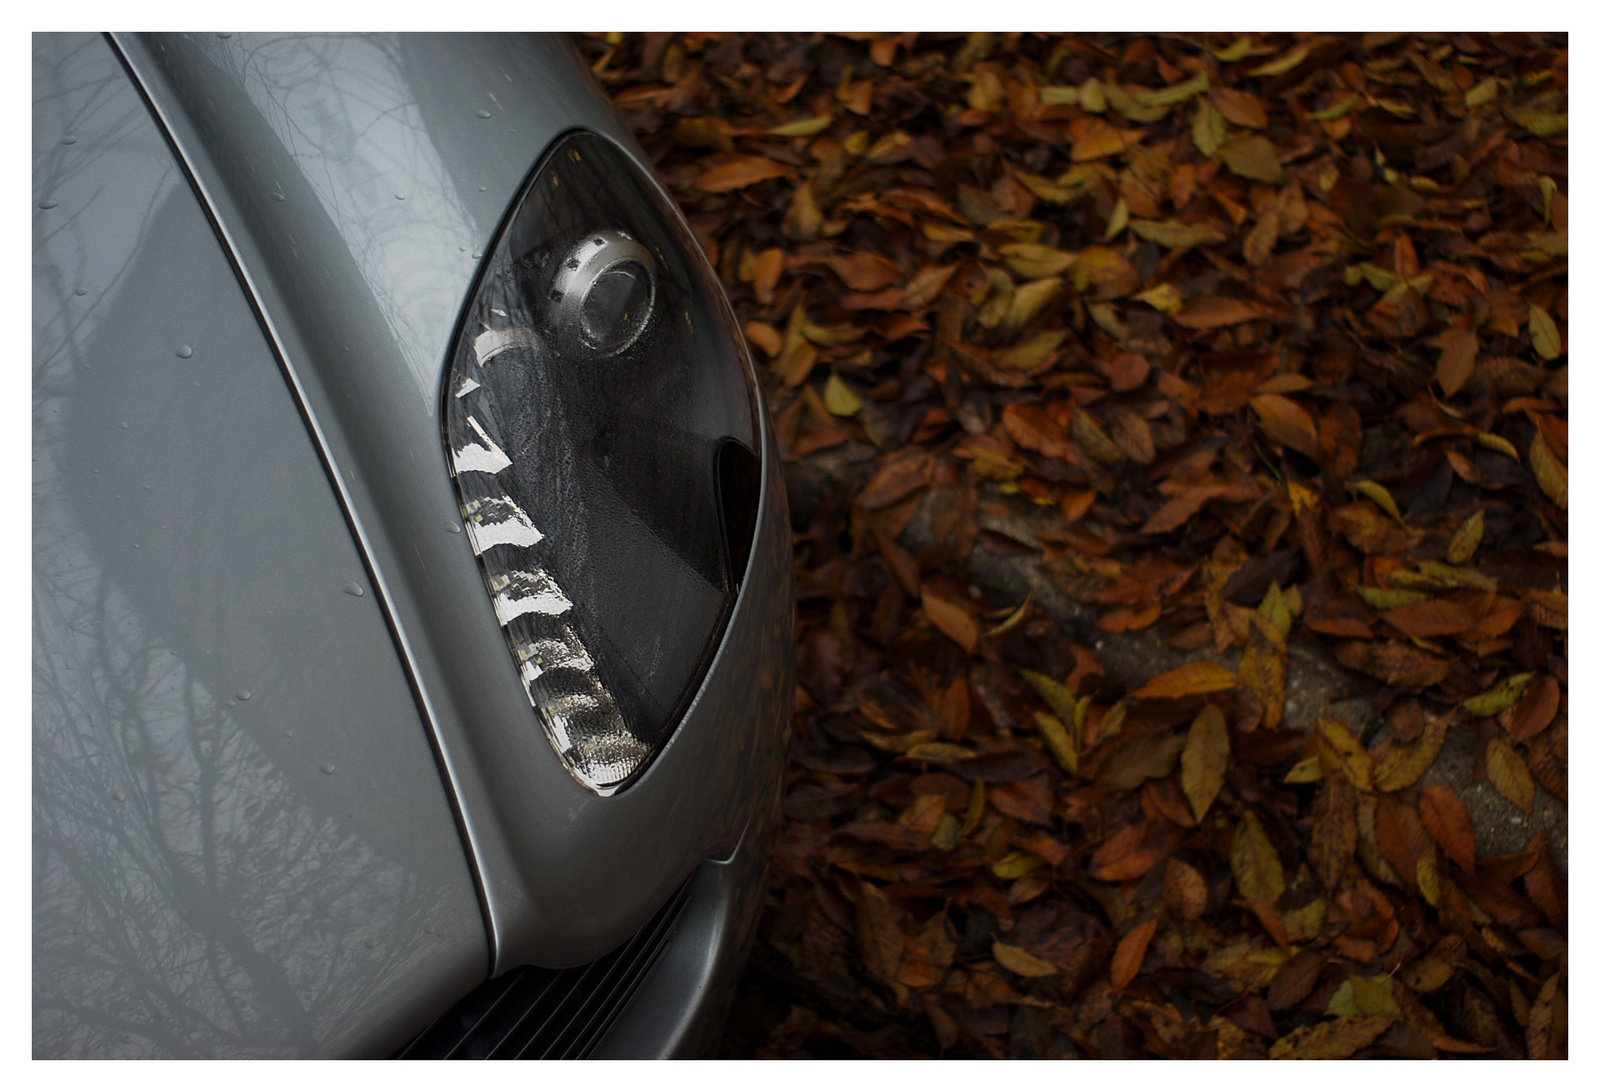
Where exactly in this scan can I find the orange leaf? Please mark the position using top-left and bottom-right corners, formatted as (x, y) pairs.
(1381, 598), (1476, 638)
(695, 155), (793, 192)
(922, 591), (979, 653)
(825, 252), (904, 291)
(1176, 296), (1267, 328)
(1435, 328), (1479, 396)
(1000, 401), (1072, 459)
(1133, 660), (1236, 700)
(1509, 676), (1560, 743)
(1211, 86), (1268, 128)
(1181, 704), (1230, 821)
(1070, 116), (1147, 161)
(1110, 919), (1159, 990)
(1249, 393), (1320, 458)
(1421, 784), (1476, 872)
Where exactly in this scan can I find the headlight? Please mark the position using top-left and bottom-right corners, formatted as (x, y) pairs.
(444, 130), (761, 793)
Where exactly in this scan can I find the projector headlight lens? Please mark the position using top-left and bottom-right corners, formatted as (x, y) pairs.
(443, 131), (761, 793)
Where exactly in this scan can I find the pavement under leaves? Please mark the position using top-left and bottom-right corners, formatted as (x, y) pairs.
(583, 31), (1567, 1060)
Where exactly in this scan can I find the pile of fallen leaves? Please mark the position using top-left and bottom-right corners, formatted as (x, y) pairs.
(581, 32), (1567, 1059)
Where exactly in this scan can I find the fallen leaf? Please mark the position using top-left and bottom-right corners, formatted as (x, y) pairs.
(1487, 734), (1535, 813)
(922, 591), (980, 653)
(1181, 704), (1229, 821)
(1527, 303), (1562, 360)
(1134, 661), (1236, 700)
(1232, 811), (1285, 905)
(1218, 135), (1284, 183)
(1270, 1016), (1396, 1059)
(1110, 919), (1160, 990)
(1421, 784), (1477, 872)
(695, 155), (793, 192)
(992, 940), (1059, 977)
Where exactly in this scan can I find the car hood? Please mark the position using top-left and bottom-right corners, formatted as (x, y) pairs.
(32, 32), (486, 1057)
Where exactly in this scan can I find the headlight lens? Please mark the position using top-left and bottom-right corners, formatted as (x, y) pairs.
(444, 130), (761, 793)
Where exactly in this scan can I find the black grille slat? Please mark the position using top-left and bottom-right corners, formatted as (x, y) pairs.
(395, 879), (690, 1060)
(564, 888), (688, 1058)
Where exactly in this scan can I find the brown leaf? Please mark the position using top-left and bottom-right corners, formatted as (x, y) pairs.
(1070, 116), (1146, 161)
(1381, 598), (1475, 638)
(1181, 704), (1229, 821)
(1177, 296), (1267, 329)
(1243, 209), (1280, 267)
(855, 881), (905, 989)
(1110, 919), (1159, 990)
(1268, 949), (1326, 1011)
(1249, 394), (1320, 458)
(1211, 86), (1269, 128)
(1509, 676), (1560, 743)
(1134, 661), (1236, 700)
(1162, 858), (1208, 921)
(856, 449), (933, 509)
(1217, 135), (1284, 183)
(825, 252), (905, 292)
(1435, 327), (1479, 396)
(1529, 432), (1567, 509)
(1487, 735), (1535, 813)
(695, 155), (794, 192)
(1420, 784), (1477, 872)
(1309, 774), (1358, 889)
(922, 591), (980, 653)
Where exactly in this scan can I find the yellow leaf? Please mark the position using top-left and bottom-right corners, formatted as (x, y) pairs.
(1283, 755), (1323, 784)
(1352, 480), (1405, 524)
(1529, 433), (1567, 509)
(1103, 196), (1129, 241)
(999, 243), (1076, 280)
(1356, 586), (1427, 610)
(1487, 735), (1535, 814)
(1034, 711), (1078, 776)
(1271, 1016), (1396, 1059)
(1311, 93), (1363, 121)
(1181, 704), (1230, 821)
(1038, 85), (1078, 105)
(1140, 71), (1209, 108)
(823, 373), (863, 417)
(1129, 218), (1224, 249)
(1218, 135), (1284, 183)
(1212, 38), (1252, 62)
(1373, 716), (1448, 793)
(1134, 661), (1237, 700)
(1134, 282), (1183, 314)
(1249, 43), (1311, 77)
(1464, 78), (1499, 108)
(992, 940), (1059, 977)
(1020, 669), (1077, 723)
(1447, 510), (1485, 565)
(1528, 304), (1562, 360)
(767, 114), (833, 137)
(1192, 97), (1227, 157)
(1327, 976), (1401, 1018)
(1462, 672), (1534, 717)
(1231, 811), (1285, 904)
(904, 741), (977, 763)
(993, 330), (1066, 370)
(1314, 717), (1372, 790)
(991, 851), (1044, 879)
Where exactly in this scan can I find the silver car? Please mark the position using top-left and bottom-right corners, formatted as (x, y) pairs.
(32, 31), (793, 1058)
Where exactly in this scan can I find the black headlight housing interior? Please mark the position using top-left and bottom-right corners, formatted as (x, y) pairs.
(443, 130), (761, 793)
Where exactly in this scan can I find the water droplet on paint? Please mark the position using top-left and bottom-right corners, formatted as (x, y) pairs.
(475, 109), (492, 119)
(176, 345), (193, 359)
(39, 198), (58, 209)
(235, 689), (251, 701)
(395, 193), (406, 201)
(445, 522), (462, 534)
(119, 421), (129, 429)
(342, 581), (365, 597)
(321, 762), (336, 774)
(471, 248), (483, 260)
(74, 288), (88, 296)
(112, 789), (125, 802)
(271, 192), (285, 202)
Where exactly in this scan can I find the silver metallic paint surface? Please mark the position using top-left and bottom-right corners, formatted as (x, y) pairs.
(118, 31), (793, 978)
(31, 32), (487, 1057)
